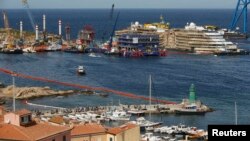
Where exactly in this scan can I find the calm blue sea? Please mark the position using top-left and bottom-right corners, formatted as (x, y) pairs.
(0, 9), (250, 129)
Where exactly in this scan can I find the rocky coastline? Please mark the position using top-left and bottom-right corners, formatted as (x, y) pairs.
(0, 85), (75, 100)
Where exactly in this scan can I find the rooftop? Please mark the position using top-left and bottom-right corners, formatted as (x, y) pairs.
(71, 123), (106, 136)
(0, 122), (71, 140)
(107, 123), (138, 135)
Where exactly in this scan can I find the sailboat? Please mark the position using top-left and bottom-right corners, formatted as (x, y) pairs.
(134, 75), (162, 131)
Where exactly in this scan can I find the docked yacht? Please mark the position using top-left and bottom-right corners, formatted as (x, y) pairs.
(131, 117), (162, 130)
(106, 110), (131, 121)
(141, 133), (162, 141)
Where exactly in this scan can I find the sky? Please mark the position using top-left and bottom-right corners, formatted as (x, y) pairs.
(0, 0), (237, 9)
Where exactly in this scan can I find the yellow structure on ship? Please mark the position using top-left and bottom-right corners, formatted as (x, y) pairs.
(143, 15), (170, 31)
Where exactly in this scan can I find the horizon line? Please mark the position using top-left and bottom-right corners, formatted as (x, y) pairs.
(0, 8), (235, 10)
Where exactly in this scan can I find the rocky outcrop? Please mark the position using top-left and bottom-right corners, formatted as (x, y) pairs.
(0, 86), (75, 99)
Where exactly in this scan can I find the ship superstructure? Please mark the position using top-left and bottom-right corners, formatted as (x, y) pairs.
(174, 22), (238, 54)
(112, 20), (168, 57)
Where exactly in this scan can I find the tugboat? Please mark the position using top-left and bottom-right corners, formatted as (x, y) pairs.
(77, 66), (86, 75)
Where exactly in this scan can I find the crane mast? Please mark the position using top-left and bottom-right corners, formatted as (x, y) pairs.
(21, 0), (36, 32)
(230, 0), (250, 33)
(2, 10), (12, 48)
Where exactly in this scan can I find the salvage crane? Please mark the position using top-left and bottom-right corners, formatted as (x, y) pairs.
(2, 10), (13, 48)
(108, 12), (120, 49)
(110, 3), (115, 20)
(2, 10), (10, 30)
(21, 0), (35, 32)
(230, 0), (250, 33)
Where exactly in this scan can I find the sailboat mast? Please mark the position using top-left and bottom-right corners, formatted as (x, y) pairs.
(149, 75), (152, 106)
(12, 74), (16, 112)
(149, 75), (152, 120)
(235, 101), (237, 125)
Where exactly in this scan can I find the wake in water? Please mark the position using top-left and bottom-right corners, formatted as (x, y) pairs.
(88, 53), (101, 58)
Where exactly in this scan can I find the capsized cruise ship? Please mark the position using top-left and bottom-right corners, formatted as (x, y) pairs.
(111, 20), (168, 57)
(174, 22), (240, 54)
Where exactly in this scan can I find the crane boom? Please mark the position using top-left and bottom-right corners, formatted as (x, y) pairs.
(21, 0), (35, 32)
(110, 4), (115, 20)
(109, 12), (120, 48)
(230, 0), (250, 33)
(2, 10), (10, 29)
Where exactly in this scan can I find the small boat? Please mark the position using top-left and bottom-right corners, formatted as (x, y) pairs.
(145, 126), (155, 131)
(23, 47), (36, 53)
(175, 104), (206, 115)
(141, 133), (162, 141)
(106, 110), (131, 121)
(127, 110), (145, 116)
(1, 48), (23, 54)
(77, 66), (86, 75)
(135, 117), (162, 130)
(93, 91), (109, 97)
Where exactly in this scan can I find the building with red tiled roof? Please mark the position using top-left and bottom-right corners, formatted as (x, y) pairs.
(71, 123), (107, 141)
(0, 109), (72, 141)
(0, 108), (140, 141)
(107, 123), (140, 141)
(0, 122), (71, 141)
(71, 123), (140, 141)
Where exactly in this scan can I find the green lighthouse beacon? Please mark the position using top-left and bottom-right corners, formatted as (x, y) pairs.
(189, 84), (196, 104)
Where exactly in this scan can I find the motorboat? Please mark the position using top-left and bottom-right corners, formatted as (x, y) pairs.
(106, 110), (131, 121)
(127, 110), (145, 116)
(77, 66), (86, 75)
(141, 133), (162, 141)
(23, 47), (36, 53)
(132, 117), (162, 131)
(175, 104), (206, 115)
